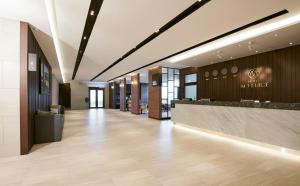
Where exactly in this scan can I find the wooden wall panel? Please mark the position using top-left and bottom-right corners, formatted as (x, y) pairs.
(295, 46), (300, 102)
(20, 23), (53, 154)
(59, 83), (71, 108)
(119, 78), (126, 111)
(27, 27), (52, 147)
(131, 74), (140, 115)
(109, 82), (114, 108)
(180, 45), (300, 103)
(20, 22), (29, 155)
(148, 67), (161, 119)
(109, 82), (120, 109)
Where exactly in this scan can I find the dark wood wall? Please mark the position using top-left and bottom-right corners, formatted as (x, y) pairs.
(20, 22), (29, 155)
(180, 45), (300, 103)
(109, 82), (120, 109)
(148, 67), (161, 119)
(131, 74), (140, 115)
(109, 82), (114, 109)
(119, 78), (127, 111)
(27, 27), (52, 148)
(59, 83), (71, 108)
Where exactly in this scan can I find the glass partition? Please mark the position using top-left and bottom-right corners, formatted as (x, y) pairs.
(161, 67), (180, 119)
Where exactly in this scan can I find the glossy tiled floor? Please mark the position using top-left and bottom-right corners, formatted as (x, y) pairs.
(1, 109), (300, 186)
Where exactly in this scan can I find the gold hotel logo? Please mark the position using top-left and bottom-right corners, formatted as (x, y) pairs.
(248, 68), (261, 80)
(241, 67), (272, 89)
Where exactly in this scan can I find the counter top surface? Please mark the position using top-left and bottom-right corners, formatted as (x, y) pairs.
(173, 100), (300, 110)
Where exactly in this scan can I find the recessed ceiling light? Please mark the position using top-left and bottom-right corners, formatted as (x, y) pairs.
(274, 33), (278, 37)
(255, 50), (259, 53)
(289, 42), (293, 45)
(90, 10), (95, 16)
(83, 36), (87, 40)
(230, 56), (233, 59)
(169, 13), (300, 63)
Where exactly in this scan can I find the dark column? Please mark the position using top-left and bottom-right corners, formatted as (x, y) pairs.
(148, 67), (161, 119)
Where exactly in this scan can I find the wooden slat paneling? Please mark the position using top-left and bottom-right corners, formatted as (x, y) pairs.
(148, 67), (161, 119)
(20, 22), (29, 155)
(27, 27), (52, 146)
(180, 45), (300, 102)
(131, 74), (140, 115)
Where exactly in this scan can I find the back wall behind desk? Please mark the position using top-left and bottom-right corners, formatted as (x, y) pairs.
(180, 45), (300, 103)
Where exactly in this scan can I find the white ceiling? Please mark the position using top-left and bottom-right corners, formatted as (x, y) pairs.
(0, 0), (300, 83)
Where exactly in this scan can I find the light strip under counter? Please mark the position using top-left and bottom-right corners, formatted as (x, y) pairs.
(171, 101), (300, 161)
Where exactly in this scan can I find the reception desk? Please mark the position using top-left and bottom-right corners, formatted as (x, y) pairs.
(171, 101), (300, 151)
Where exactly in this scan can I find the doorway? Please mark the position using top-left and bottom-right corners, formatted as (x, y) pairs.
(89, 88), (104, 108)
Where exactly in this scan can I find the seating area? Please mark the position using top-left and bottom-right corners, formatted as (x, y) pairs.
(34, 105), (65, 144)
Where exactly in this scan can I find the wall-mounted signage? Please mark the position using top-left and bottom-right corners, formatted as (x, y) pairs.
(241, 67), (272, 88)
(231, 66), (238, 77)
(28, 53), (37, 71)
(231, 66), (238, 74)
(204, 71), (210, 81)
(221, 68), (228, 79)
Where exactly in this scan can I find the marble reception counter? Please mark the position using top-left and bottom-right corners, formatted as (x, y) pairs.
(171, 101), (300, 151)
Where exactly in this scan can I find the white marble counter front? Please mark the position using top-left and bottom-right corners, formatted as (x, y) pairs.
(171, 103), (300, 151)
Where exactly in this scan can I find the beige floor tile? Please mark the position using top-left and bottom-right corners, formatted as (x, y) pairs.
(0, 109), (299, 186)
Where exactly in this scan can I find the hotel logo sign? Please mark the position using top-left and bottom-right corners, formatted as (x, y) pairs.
(241, 67), (272, 89)
(248, 68), (261, 80)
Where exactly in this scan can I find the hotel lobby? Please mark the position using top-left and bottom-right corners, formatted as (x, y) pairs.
(0, 0), (300, 185)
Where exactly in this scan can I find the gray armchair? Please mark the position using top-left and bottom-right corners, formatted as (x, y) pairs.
(35, 111), (64, 144)
(50, 105), (65, 114)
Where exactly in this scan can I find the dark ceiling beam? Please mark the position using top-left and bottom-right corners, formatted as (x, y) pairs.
(72, 0), (104, 80)
(90, 0), (211, 81)
(107, 9), (288, 82)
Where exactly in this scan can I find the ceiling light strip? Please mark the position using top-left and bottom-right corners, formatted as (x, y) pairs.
(72, 0), (104, 80)
(170, 10), (300, 63)
(90, 0), (211, 81)
(107, 10), (288, 82)
(44, 0), (66, 83)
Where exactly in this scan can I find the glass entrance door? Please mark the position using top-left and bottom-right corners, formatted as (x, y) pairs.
(89, 88), (104, 108)
(97, 89), (104, 108)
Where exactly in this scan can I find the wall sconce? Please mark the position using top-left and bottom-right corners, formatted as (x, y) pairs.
(132, 80), (137, 85)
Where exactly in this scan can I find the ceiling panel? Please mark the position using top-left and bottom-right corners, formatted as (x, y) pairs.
(76, 0), (196, 81)
(93, 0), (300, 81)
(1, 0), (300, 83)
